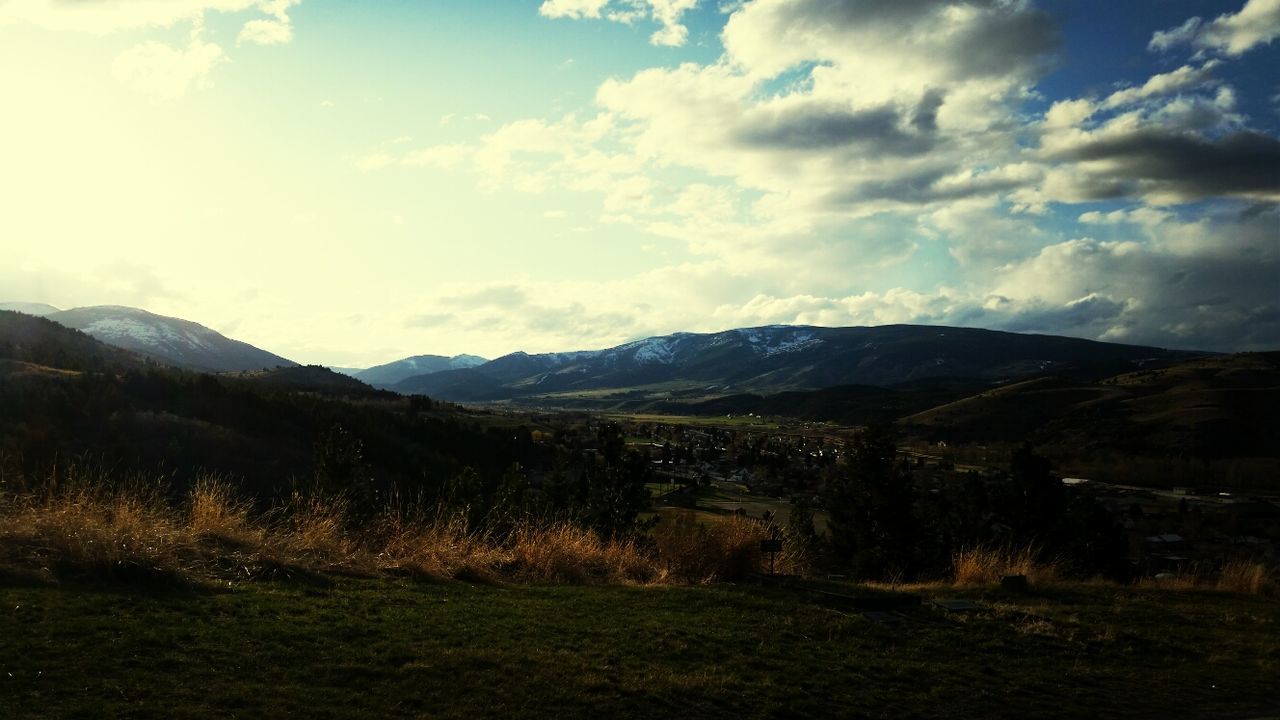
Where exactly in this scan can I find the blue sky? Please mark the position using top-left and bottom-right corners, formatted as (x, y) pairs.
(1, 0), (1277, 366)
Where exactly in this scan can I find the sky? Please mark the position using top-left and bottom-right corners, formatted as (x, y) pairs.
(1, 0), (1277, 367)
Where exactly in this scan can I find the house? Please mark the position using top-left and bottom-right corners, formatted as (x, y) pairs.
(1144, 533), (1186, 553)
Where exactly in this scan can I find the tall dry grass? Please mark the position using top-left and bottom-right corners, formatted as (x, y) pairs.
(1215, 559), (1273, 595)
(374, 505), (505, 581)
(0, 481), (196, 582)
(1, 473), (671, 586)
(1134, 560), (1276, 597)
(951, 544), (1059, 586)
(508, 523), (662, 584)
(653, 512), (810, 582)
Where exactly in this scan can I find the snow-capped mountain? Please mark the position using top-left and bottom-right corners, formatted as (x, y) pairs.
(46, 306), (297, 373)
(354, 353), (488, 388)
(0, 302), (61, 316)
(391, 324), (1201, 402)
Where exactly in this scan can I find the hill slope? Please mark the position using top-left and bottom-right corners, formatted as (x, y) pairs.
(396, 324), (1201, 403)
(0, 302), (60, 316)
(355, 353), (487, 388)
(902, 352), (1280, 460)
(47, 306), (297, 373)
(0, 310), (144, 372)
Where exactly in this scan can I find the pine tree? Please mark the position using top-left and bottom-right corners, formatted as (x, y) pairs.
(825, 424), (915, 579)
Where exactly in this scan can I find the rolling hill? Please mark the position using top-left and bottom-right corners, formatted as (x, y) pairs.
(901, 351), (1280, 460)
(0, 302), (60, 316)
(45, 305), (297, 373)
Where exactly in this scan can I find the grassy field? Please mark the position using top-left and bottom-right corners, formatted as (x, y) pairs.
(2, 577), (1278, 719)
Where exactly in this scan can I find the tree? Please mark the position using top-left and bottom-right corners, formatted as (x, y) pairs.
(584, 450), (653, 539)
(312, 424), (373, 509)
(825, 424), (915, 579)
(787, 495), (818, 549)
(1003, 442), (1064, 543)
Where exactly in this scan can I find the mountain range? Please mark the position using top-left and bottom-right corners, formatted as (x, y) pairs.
(389, 325), (1203, 404)
(352, 354), (488, 387)
(3, 306), (1275, 488)
(0, 302), (1211, 408)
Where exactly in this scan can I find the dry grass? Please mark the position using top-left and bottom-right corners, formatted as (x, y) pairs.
(1133, 561), (1277, 597)
(1215, 559), (1274, 596)
(0, 483), (196, 583)
(1, 474), (670, 586)
(279, 493), (361, 567)
(508, 523), (662, 584)
(188, 475), (259, 543)
(952, 544), (1059, 586)
(653, 512), (810, 582)
(373, 506), (505, 581)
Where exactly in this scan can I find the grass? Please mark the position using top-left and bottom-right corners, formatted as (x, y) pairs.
(0, 474), (800, 588)
(2, 578), (1279, 719)
(952, 545), (1060, 587)
(3, 474), (1280, 717)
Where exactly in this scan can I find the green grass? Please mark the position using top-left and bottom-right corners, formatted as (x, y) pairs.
(3, 578), (1278, 719)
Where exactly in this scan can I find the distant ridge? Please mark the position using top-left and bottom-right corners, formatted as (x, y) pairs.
(391, 324), (1206, 403)
(46, 305), (297, 373)
(0, 302), (60, 316)
(355, 353), (488, 388)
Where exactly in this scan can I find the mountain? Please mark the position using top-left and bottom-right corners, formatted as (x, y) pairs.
(0, 302), (60, 316)
(393, 367), (520, 400)
(392, 324), (1204, 404)
(0, 310), (144, 372)
(46, 305), (297, 373)
(0, 311), (537, 497)
(355, 353), (488, 388)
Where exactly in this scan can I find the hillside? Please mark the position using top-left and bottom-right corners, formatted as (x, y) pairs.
(0, 302), (60, 316)
(0, 310), (144, 372)
(2, 579), (1276, 720)
(46, 305), (297, 373)
(902, 352), (1280, 458)
(227, 365), (377, 395)
(0, 313), (545, 496)
(395, 325), (1201, 403)
(355, 353), (488, 388)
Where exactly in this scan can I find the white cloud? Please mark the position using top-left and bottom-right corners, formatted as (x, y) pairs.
(112, 30), (227, 100)
(1100, 62), (1218, 109)
(539, 0), (700, 46)
(1150, 0), (1280, 56)
(1148, 16), (1202, 53)
(238, 18), (292, 45)
(539, 0), (611, 20)
(0, 0), (300, 36)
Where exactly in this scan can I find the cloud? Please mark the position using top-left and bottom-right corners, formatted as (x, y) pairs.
(404, 312), (456, 329)
(539, 0), (699, 47)
(539, 0), (611, 20)
(1042, 129), (1280, 205)
(368, 1), (1279, 354)
(1100, 62), (1219, 109)
(1149, 0), (1280, 56)
(239, 18), (292, 45)
(1, 0), (302, 37)
(111, 30), (227, 101)
(1149, 17), (1203, 53)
